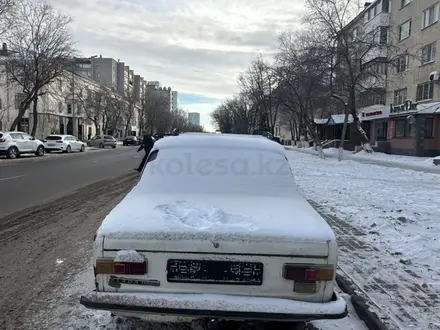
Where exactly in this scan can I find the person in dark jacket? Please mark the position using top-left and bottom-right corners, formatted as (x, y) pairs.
(136, 133), (155, 172)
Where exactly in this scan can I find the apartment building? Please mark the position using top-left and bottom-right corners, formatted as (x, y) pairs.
(188, 112), (201, 126)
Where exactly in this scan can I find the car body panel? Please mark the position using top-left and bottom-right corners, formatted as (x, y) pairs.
(87, 133), (344, 322)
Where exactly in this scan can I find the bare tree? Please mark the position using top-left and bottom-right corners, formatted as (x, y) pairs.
(2, 0), (75, 135)
(76, 84), (108, 136)
(0, 0), (17, 37)
(139, 88), (170, 134)
(238, 55), (280, 134)
(304, 0), (417, 152)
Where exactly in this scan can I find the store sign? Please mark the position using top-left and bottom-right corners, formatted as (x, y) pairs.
(362, 110), (383, 118)
(390, 101), (418, 114)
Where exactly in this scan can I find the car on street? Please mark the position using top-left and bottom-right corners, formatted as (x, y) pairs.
(87, 135), (117, 149)
(43, 134), (86, 153)
(0, 131), (45, 159)
(80, 133), (347, 327)
(122, 136), (140, 146)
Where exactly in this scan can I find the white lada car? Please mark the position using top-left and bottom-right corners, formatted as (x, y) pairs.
(80, 133), (347, 327)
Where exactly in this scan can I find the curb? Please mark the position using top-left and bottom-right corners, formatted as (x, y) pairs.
(336, 274), (389, 330)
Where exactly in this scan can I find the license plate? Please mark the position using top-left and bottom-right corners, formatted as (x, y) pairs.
(167, 259), (263, 285)
(48, 143), (55, 146)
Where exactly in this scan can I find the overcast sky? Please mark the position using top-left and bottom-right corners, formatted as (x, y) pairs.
(53, 0), (304, 130)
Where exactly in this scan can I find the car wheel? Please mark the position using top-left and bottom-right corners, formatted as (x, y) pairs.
(65, 145), (71, 153)
(80, 145), (85, 152)
(6, 146), (18, 159)
(35, 145), (45, 157)
(99, 143), (104, 148)
(112, 145), (116, 149)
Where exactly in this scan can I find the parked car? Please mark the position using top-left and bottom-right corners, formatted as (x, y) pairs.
(122, 136), (139, 146)
(87, 135), (117, 149)
(0, 131), (45, 159)
(43, 135), (86, 153)
(80, 134), (347, 327)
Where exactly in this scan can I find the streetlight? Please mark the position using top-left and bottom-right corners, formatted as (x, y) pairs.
(71, 55), (98, 138)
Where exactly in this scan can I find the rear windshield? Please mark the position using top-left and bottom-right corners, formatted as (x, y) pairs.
(126, 136), (135, 139)
(45, 136), (63, 140)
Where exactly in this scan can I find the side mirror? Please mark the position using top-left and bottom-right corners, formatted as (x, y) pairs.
(30, 137), (36, 140)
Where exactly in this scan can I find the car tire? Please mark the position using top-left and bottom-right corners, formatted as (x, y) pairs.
(112, 146), (116, 149)
(65, 145), (71, 153)
(35, 145), (45, 157)
(6, 146), (18, 159)
(99, 143), (104, 148)
(80, 145), (85, 152)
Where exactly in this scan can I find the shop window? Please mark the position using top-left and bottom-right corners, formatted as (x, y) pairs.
(376, 122), (388, 141)
(424, 118), (434, 138)
(394, 119), (412, 137)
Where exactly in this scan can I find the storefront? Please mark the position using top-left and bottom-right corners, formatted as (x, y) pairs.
(360, 105), (390, 153)
(388, 101), (440, 156)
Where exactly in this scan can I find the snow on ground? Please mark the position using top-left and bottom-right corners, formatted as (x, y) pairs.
(287, 146), (440, 172)
(27, 267), (367, 330)
(287, 150), (440, 329)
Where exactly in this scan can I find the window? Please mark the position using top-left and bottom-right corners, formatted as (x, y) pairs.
(394, 88), (408, 105)
(67, 104), (72, 114)
(396, 55), (409, 72)
(360, 90), (386, 107)
(379, 26), (389, 44)
(401, 0), (411, 8)
(423, 4), (439, 29)
(417, 82), (434, 101)
(376, 122), (388, 141)
(424, 118), (434, 137)
(395, 119), (412, 137)
(422, 42), (437, 64)
(399, 21), (411, 41)
(382, 0), (390, 12)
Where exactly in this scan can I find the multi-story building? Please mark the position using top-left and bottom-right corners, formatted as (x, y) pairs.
(171, 91), (178, 111)
(188, 112), (201, 126)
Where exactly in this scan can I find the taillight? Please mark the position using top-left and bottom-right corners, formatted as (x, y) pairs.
(95, 258), (147, 275)
(0, 138), (8, 142)
(283, 264), (334, 281)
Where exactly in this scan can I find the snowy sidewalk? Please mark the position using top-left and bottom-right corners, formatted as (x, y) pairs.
(287, 152), (440, 330)
(286, 146), (440, 174)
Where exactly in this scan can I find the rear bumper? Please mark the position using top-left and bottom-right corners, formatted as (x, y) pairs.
(80, 291), (347, 322)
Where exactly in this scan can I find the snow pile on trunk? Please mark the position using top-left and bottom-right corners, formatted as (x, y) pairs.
(114, 250), (145, 263)
(154, 200), (259, 232)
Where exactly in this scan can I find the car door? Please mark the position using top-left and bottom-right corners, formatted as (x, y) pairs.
(72, 136), (82, 150)
(9, 133), (27, 151)
(21, 133), (38, 152)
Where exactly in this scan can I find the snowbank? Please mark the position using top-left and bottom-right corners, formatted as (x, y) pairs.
(287, 151), (440, 329)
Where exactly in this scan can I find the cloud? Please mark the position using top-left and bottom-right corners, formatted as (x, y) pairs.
(52, 0), (305, 122)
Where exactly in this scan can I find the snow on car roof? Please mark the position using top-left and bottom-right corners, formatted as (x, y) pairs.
(154, 133), (286, 156)
(98, 137), (336, 242)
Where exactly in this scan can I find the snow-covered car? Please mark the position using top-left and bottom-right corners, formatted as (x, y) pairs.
(0, 131), (45, 159)
(80, 133), (347, 326)
(43, 134), (86, 153)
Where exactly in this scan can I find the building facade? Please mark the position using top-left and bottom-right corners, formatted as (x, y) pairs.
(188, 112), (201, 126)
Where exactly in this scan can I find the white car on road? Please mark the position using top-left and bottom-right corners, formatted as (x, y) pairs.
(80, 133), (347, 327)
(44, 135), (86, 153)
(0, 131), (45, 159)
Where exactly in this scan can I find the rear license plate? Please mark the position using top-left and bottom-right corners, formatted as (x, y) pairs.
(167, 259), (263, 285)
(48, 143), (55, 146)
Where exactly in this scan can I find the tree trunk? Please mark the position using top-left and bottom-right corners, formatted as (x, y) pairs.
(31, 95), (39, 137)
(10, 97), (33, 131)
(339, 107), (349, 162)
(349, 90), (372, 152)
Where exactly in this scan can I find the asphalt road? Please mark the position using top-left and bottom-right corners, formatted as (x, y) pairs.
(0, 146), (141, 218)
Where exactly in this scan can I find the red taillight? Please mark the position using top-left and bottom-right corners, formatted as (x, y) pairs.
(96, 259), (147, 275)
(283, 264), (334, 281)
(0, 138), (8, 142)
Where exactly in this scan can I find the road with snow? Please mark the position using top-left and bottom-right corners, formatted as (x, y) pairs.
(0, 146), (140, 218)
